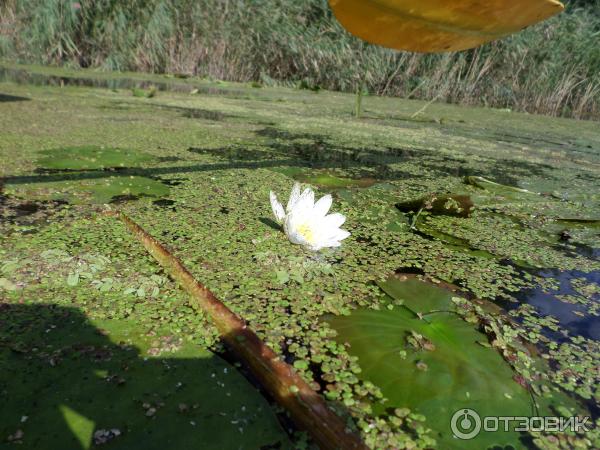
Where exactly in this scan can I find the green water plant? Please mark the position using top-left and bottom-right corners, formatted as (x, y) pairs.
(6, 175), (170, 204)
(37, 146), (153, 171)
(328, 277), (544, 449)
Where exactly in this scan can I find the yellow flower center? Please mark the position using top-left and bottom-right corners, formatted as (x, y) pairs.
(296, 222), (315, 244)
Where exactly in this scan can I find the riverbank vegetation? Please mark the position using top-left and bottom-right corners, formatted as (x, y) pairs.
(1, 1), (598, 116)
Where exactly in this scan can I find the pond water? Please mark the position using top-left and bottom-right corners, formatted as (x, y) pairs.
(2, 64), (599, 449)
(0, 66), (244, 97)
(515, 269), (600, 341)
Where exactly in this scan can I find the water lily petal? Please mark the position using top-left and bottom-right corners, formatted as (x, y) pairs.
(284, 215), (311, 246)
(331, 229), (351, 241)
(312, 194), (332, 218)
(323, 212), (346, 229)
(270, 191), (286, 224)
(288, 230), (309, 246)
(314, 227), (350, 246)
(286, 182), (302, 213)
(284, 210), (302, 231)
(293, 187), (315, 214)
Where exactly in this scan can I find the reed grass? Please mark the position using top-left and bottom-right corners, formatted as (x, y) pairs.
(2, 0), (599, 119)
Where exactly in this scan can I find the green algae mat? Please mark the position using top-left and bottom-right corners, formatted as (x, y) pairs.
(0, 304), (291, 449)
(1, 64), (599, 449)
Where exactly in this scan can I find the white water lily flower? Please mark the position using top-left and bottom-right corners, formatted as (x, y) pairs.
(270, 183), (350, 251)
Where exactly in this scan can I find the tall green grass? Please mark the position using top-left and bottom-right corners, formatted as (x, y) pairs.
(2, 0), (599, 119)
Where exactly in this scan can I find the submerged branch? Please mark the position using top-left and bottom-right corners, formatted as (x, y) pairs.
(113, 211), (366, 450)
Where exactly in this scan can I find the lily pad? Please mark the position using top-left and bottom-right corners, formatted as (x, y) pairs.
(407, 216), (504, 262)
(465, 176), (542, 206)
(272, 167), (377, 189)
(328, 278), (534, 449)
(377, 276), (456, 314)
(396, 194), (474, 218)
(6, 175), (169, 204)
(37, 146), (153, 171)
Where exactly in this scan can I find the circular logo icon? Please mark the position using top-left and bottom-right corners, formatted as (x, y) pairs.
(451, 408), (481, 440)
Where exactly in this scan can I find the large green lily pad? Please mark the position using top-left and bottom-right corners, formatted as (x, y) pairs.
(328, 278), (534, 450)
(4, 146), (167, 204)
(377, 277), (456, 314)
(413, 217), (534, 267)
(396, 194), (474, 218)
(463, 176), (549, 211)
(271, 167), (377, 189)
(6, 175), (170, 204)
(37, 146), (153, 170)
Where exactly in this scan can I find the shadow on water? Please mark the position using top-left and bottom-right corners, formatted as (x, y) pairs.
(256, 126), (426, 166)
(152, 199), (177, 210)
(0, 194), (68, 229)
(150, 105), (231, 121)
(259, 217), (281, 231)
(0, 93), (30, 102)
(420, 157), (554, 186)
(2, 160), (301, 186)
(2, 124), (558, 196)
(576, 246), (600, 260)
(254, 127), (556, 185)
(189, 146), (277, 160)
(0, 303), (292, 449)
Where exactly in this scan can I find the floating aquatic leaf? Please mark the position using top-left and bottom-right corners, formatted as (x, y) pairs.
(329, 308), (533, 448)
(466, 175), (537, 193)
(396, 194), (473, 218)
(37, 146), (153, 171)
(377, 276), (455, 314)
(67, 272), (80, 286)
(6, 175), (170, 204)
(329, 0), (564, 52)
(328, 304), (534, 449)
(275, 270), (290, 285)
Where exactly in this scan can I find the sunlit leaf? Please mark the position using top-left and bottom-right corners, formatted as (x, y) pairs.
(328, 277), (534, 449)
(329, 0), (564, 52)
(37, 146), (152, 171)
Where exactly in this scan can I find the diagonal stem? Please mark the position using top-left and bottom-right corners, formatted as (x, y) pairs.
(112, 211), (367, 450)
